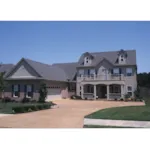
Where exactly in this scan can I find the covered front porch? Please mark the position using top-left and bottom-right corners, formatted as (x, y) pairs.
(80, 83), (125, 100)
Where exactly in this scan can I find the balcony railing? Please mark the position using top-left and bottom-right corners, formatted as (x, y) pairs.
(77, 74), (124, 81)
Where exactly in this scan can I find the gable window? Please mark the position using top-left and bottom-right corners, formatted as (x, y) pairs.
(12, 84), (20, 97)
(126, 68), (133, 76)
(25, 85), (33, 98)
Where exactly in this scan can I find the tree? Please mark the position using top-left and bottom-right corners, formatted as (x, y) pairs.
(38, 83), (48, 103)
(0, 72), (5, 98)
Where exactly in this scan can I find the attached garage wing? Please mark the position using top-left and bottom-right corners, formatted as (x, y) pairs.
(46, 87), (62, 101)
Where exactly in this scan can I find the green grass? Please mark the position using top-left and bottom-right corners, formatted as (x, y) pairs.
(85, 106), (150, 121)
(83, 125), (135, 128)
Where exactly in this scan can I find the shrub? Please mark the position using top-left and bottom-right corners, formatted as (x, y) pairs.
(13, 106), (25, 113)
(30, 100), (37, 103)
(2, 97), (12, 103)
(12, 102), (52, 114)
(38, 83), (48, 103)
(30, 105), (38, 111)
(21, 97), (31, 103)
(70, 95), (82, 100)
(144, 97), (150, 106)
(37, 104), (44, 110)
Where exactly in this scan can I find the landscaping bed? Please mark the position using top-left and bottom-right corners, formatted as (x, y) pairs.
(0, 98), (55, 114)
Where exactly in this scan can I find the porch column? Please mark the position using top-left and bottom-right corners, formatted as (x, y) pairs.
(107, 85), (110, 100)
(94, 85), (97, 100)
(121, 85), (125, 99)
(81, 84), (84, 99)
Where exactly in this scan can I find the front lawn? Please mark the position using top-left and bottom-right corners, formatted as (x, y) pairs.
(85, 106), (150, 121)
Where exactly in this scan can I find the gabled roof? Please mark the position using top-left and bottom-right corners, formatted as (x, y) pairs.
(78, 50), (136, 67)
(6, 58), (69, 82)
(0, 64), (14, 74)
(52, 62), (78, 81)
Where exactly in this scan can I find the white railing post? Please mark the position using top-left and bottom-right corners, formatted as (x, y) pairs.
(107, 85), (110, 100)
(94, 85), (97, 100)
(94, 73), (96, 80)
(81, 85), (84, 99)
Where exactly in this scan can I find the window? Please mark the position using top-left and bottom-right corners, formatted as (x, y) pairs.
(25, 85), (33, 98)
(80, 92), (81, 96)
(69, 83), (76, 92)
(113, 68), (119, 74)
(78, 69), (84, 77)
(114, 86), (120, 93)
(126, 68), (133, 76)
(121, 58), (124, 61)
(87, 85), (93, 93)
(127, 86), (132, 96)
(13, 85), (19, 97)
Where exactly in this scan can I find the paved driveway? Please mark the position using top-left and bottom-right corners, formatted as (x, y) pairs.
(0, 100), (144, 128)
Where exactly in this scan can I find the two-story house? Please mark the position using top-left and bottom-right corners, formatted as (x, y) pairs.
(3, 49), (137, 101)
(76, 49), (137, 100)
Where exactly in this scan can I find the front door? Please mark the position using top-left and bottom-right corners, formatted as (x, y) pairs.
(101, 86), (107, 98)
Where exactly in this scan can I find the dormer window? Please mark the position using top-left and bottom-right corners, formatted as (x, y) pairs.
(82, 52), (94, 66)
(117, 49), (128, 64)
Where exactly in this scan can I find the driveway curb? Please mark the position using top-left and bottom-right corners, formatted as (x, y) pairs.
(84, 118), (150, 128)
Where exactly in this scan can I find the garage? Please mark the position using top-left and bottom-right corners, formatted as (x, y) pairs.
(46, 86), (62, 101)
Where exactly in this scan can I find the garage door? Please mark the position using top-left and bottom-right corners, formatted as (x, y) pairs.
(46, 88), (62, 101)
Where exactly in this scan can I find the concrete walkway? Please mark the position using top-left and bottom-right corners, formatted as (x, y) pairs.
(84, 118), (150, 128)
(0, 114), (13, 118)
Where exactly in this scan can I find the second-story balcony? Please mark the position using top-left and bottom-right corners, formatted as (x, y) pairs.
(77, 74), (125, 81)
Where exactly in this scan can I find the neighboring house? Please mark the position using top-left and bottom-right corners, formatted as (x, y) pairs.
(3, 49), (137, 101)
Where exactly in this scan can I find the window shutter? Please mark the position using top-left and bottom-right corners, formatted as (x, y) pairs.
(12, 85), (14, 97)
(24, 85), (27, 97)
(119, 68), (122, 74)
(18, 85), (20, 97)
(32, 84), (34, 98)
(111, 69), (113, 74)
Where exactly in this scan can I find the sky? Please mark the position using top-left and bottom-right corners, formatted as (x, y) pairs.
(0, 21), (149, 73)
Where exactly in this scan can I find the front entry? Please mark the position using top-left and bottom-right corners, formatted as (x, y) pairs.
(101, 86), (107, 98)
(96, 85), (107, 99)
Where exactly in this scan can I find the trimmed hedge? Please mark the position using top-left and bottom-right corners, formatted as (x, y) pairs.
(12, 102), (52, 114)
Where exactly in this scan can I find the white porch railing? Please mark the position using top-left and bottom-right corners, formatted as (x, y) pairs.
(77, 74), (124, 81)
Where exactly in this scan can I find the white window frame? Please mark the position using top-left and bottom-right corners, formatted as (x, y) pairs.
(26, 85), (32, 98)
(13, 84), (19, 97)
(126, 68), (133, 76)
